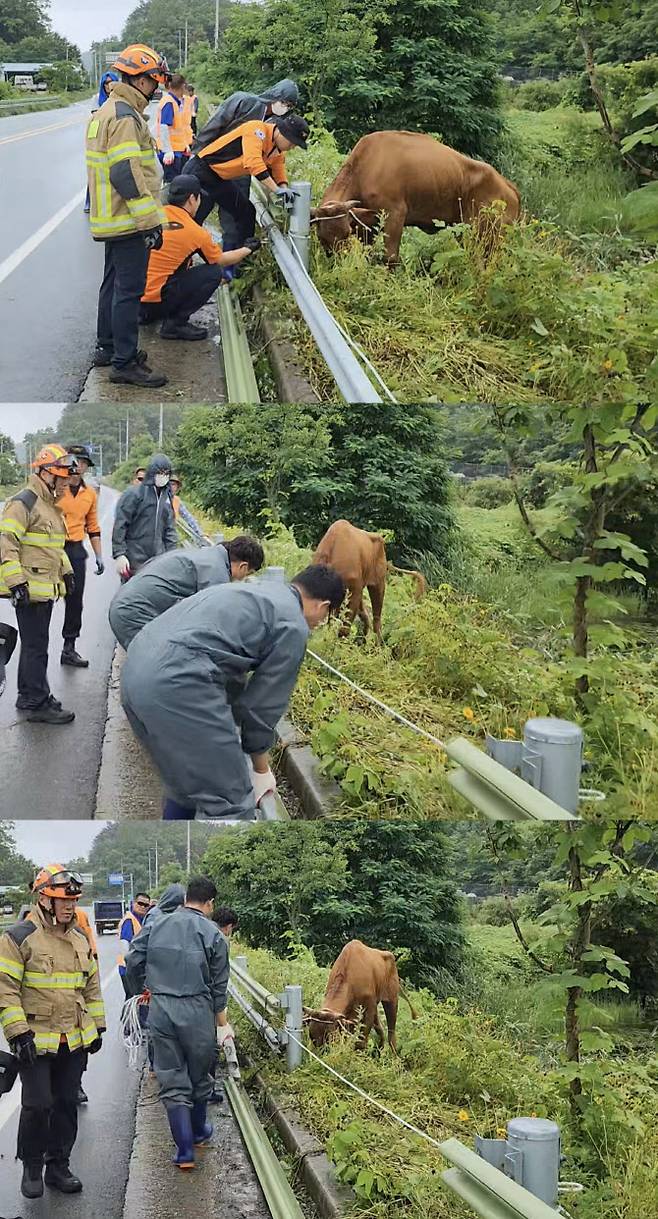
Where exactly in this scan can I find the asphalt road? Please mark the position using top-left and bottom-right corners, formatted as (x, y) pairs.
(0, 923), (139, 1219)
(0, 487), (119, 819)
(0, 100), (107, 402)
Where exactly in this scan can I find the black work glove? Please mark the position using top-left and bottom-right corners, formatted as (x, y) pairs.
(10, 583), (29, 609)
(274, 186), (297, 208)
(87, 1035), (103, 1055)
(11, 1031), (37, 1068)
(243, 237), (262, 252)
(95, 557), (105, 576)
(63, 573), (76, 596)
(143, 226), (163, 251)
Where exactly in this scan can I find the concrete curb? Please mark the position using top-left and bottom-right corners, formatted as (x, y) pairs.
(251, 284), (320, 404)
(242, 1057), (354, 1219)
(275, 716), (342, 819)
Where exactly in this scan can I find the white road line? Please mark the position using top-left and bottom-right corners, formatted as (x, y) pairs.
(0, 963), (120, 1135)
(0, 115), (85, 148)
(0, 189), (86, 289)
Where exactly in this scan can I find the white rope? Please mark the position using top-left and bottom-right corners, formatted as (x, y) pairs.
(119, 996), (148, 1070)
(306, 649), (447, 751)
(286, 1031), (445, 1150)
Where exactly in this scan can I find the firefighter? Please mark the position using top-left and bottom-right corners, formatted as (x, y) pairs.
(155, 72), (190, 182)
(0, 445), (77, 724)
(139, 174), (260, 340)
(0, 867), (105, 1198)
(193, 80), (298, 251)
(108, 534), (264, 651)
(86, 43), (171, 389)
(112, 454), (178, 581)
(120, 564), (345, 818)
(124, 875), (231, 1169)
(117, 894), (150, 999)
(57, 445), (105, 670)
(186, 113), (310, 247)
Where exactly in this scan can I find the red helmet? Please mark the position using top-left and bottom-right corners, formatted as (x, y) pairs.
(113, 44), (171, 84)
(33, 866), (83, 901)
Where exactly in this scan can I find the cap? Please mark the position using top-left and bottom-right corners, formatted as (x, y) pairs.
(275, 113), (309, 150)
(167, 175), (203, 206)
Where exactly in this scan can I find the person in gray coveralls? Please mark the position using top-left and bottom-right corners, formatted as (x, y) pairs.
(108, 535), (264, 650)
(124, 875), (230, 1170)
(119, 564), (345, 820)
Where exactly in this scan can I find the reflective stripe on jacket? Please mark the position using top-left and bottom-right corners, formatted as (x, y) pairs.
(86, 81), (165, 241)
(157, 92), (189, 153)
(0, 904), (105, 1055)
(0, 475), (73, 602)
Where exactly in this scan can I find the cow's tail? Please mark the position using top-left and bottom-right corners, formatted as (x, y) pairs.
(388, 563), (427, 600)
(400, 985), (419, 1020)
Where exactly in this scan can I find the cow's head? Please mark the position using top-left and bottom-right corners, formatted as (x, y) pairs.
(310, 200), (378, 251)
(303, 1006), (355, 1047)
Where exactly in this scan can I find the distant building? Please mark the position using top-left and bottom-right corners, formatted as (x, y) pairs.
(0, 62), (53, 83)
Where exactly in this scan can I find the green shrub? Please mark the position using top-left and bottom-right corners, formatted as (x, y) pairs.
(513, 78), (570, 111)
(522, 461), (578, 508)
(475, 896), (510, 925)
(462, 476), (515, 508)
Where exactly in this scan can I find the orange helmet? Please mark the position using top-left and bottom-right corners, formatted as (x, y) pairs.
(113, 44), (171, 84)
(33, 865), (83, 900)
(32, 444), (77, 476)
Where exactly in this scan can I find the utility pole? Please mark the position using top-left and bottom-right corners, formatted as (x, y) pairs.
(147, 849), (153, 892)
(184, 19), (189, 67)
(118, 423), (122, 464)
(155, 838), (159, 888)
(186, 823), (191, 875)
(125, 411), (130, 456)
(178, 28), (183, 68)
(159, 403), (164, 446)
(215, 0), (220, 50)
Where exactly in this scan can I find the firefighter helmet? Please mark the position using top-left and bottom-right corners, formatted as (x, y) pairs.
(112, 44), (171, 84)
(31, 444), (77, 476)
(33, 866), (83, 900)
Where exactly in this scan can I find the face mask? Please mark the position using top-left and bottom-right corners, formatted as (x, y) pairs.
(270, 101), (290, 116)
(154, 473), (170, 488)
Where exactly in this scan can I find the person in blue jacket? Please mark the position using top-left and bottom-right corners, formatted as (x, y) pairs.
(84, 71), (119, 213)
(117, 893), (150, 998)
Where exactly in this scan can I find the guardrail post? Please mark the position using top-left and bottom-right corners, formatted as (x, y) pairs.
(505, 1118), (560, 1207)
(262, 566), (286, 582)
(521, 719), (583, 814)
(213, 532), (225, 543)
(234, 954), (248, 971)
(289, 181), (312, 273)
(283, 984), (303, 1071)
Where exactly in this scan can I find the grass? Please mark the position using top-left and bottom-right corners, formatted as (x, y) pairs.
(230, 941), (655, 1219)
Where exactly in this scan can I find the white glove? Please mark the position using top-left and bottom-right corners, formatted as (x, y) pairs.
(163, 151), (174, 166)
(252, 768), (276, 806)
(115, 555), (130, 577)
(217, 1023), (235, 1046)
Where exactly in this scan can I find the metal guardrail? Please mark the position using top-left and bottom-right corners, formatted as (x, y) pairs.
(226, 1077), (306, 1219)
(439, 1139), (560, 1219)
(217, 283), (260, 403)
(0, 95), (62, 108)
(229, 953), (304, 1071)
(251, 181), (388, 404)
(446, 737), (577, 822)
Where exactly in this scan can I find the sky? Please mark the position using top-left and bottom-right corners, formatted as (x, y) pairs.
(0, 404), (64, 443)
(50, 1), (137, 52)
(12, 820), (110, 865)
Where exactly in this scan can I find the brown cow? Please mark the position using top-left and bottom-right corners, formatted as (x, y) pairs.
(311, 130), (521, 264)
(313, 518), (426, 644)
(303, 940), (418, 1053)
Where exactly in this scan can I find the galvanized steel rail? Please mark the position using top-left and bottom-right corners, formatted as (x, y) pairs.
(226, 1078), (306, 1219)
(217, 283), (261, 403)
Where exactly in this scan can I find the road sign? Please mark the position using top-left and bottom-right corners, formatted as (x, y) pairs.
(80, 873), (94, 885)
(108, 872), (124, 886)
(105, 53), (119, 64)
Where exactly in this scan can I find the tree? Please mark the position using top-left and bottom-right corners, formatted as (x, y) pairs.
(0, 432), (22, 488)
(0, 824), (37, 887)
(68, 822), (230, 899)
(122, 0), (228, 69)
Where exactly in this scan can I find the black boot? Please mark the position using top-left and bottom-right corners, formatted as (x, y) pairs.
(109, 360), (168, 388)
(77, 1085), (89, 1103)
(44, 1162), (83, 1193)
(61, 642), (89, 668)
(160, 320), (208, 341)
(26, 701), (75, 725)
(95, 347), (152, 369)
(21, 1162), (44, 1199)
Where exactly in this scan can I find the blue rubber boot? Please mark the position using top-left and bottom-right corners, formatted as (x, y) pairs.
(191, 1101), (213, 1145)
(166, 1105), (195, 1169)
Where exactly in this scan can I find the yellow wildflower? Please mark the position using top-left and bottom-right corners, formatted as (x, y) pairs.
(504, 728), (517, 739)
(497, 1128), (507, 1138)
(462, 707), (475, 722)
(458, 1110), (470, 1123)
(602, 358), (614, 372)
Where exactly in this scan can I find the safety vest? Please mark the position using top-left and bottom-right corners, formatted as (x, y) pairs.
(181, 93), (195, 146)
(117, 911), (142, 968)
(0, 475), (72, 603)
(156, 92), (189, 153)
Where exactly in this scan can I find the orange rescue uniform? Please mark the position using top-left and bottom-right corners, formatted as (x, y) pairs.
(195, 120), (288, 185)
(75, 908), (98, 958)
(57, 481), (101, 544)
(142, 204), (224, 304)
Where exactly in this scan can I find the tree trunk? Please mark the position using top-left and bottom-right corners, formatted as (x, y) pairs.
(565, 836), (591, 1127)
(577, 19), (655, 178)
(573, 423), (605, 702)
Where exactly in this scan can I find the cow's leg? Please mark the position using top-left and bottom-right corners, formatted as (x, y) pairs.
(338, 583), (364, 638)
(367, 581), (385, 644)
(372, 1007), (385, 1054)
(381, 998), (399, 1054)
(383, 206), (406, 266)
(357, 1001), (378, 1051)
